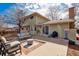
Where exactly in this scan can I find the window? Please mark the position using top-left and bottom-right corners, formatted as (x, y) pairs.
(30, 16), (34, 19)
(34, 26), (36, 31)
(43, 26), (49, 34)
(21, 27), (24, 30)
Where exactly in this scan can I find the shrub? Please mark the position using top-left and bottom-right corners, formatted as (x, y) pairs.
(69, 40), (75, 45)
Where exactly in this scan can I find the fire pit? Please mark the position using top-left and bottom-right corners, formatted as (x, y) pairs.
(27, 39), (34, 45)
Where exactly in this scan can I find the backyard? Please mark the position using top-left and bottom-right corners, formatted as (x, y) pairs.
(0, 32), (79, 56)
(0, 3), (77, 56)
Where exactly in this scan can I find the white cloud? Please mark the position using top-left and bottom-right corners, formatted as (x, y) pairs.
(59, 11), (68, 19)
(3, 23), (18, 28)
(35, 9), (47, 16)
(65, 3), (73, 8)
(26, 3), (61, 16)
(31, 3), (69, 19)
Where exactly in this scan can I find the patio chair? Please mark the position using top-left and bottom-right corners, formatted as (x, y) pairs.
(0, 36), (21, 56)
(17, 32), (32, 41)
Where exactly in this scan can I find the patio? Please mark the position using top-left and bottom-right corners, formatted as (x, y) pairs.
(26, 36), (69, 56)
(18, 35), (69, 56)
(1, 34), (79, 56)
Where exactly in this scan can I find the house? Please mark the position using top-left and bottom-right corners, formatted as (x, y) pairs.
(43, 7), (76, 40)
(43, 19), (76, 40)
(21, 7), (76, 41)
(21, 12), (50, 35)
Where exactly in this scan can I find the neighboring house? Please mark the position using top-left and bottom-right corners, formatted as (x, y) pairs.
(21, 7), (76, 40)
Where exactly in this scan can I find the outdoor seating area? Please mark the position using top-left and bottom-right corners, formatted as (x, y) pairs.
(0, 32), (79, 56)
(0, 32), (45, 56)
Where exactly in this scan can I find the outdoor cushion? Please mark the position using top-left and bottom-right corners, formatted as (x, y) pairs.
(9, 41), (20, 47)
(0, 36), (7, 43)
(0, 36), (21, 56)
(6, 41), (20, 49)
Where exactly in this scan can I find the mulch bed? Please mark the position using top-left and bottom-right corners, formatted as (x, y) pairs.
(67, 44), (79, 56)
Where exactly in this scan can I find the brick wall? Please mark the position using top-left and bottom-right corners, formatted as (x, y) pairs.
(69, 7), (76, 19)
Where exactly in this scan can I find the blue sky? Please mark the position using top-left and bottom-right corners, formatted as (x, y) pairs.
(0, 3), (15, 13)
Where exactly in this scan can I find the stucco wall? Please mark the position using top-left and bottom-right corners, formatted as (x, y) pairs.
(22, 14), (49, 35)
(36, 15), (49, 25)
(34, 15), (49, 35)
(23, 16), (36, 26)
(47, 23), (69, 38)
(21, 16), (35, 35)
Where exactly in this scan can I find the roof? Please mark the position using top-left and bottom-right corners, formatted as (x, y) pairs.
(21, 12), (50, 21)
(21, 12), (75, 26)
(43, 19), (75, 25)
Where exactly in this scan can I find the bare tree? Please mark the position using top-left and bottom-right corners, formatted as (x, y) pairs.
(4, 3), (30, 33)
(46, 5), (60, 20)
(14, 9), (26, 33)
(8, 8), (30, 33)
